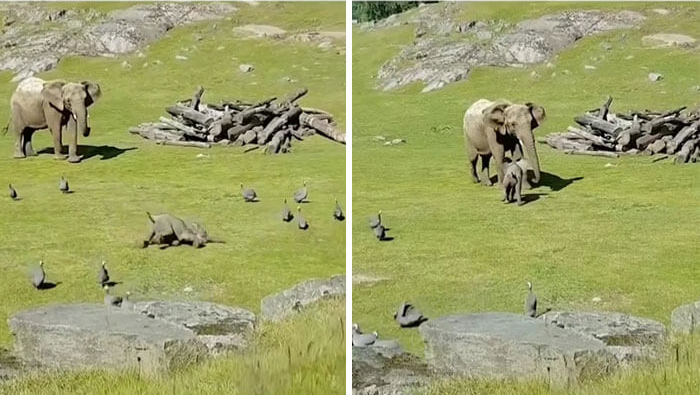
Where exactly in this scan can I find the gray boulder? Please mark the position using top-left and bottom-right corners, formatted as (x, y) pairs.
(0, 3), (237, 77)
(9, 304), (208, 375)
(133, 301), (256, 356)
(376, 9), (645, 92)
(542, 311), (666, 366)
(352, 343), (431, 395)
(420, 313), (618, 385)
(671, 301), (700, 334)
(261, 275), (345, 322)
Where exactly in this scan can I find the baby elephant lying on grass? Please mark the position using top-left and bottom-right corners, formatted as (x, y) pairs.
(502, 159), (528, 206)
(142, 212), (223, 249)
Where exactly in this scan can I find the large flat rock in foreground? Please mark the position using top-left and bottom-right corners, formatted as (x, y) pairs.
(133, 300), (256, 356)
(420, 313), (617, 385)
(261, 275), (345, 322)
(9, 304), (208, 374)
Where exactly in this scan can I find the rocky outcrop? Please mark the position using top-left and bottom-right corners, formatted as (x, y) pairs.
(542, 311), (666, 366)
(0, 3), (237, 78)
(642, 33), (696, 48)
(133, 301), (256, 356)
(671, 301), (700, 334)
(419, 313), (618, 385)
(352, 343), (432, 395)
(261, 275), (345, 322)
(8, 304), (208, 375)
(373, 4), (645, 92)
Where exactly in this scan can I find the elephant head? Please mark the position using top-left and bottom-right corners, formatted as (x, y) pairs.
(42, 80), (101, 138)
(484, 102), (545, 183)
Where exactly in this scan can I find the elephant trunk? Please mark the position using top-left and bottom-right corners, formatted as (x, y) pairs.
(517, 128), (541, 184)
(74, 104), (90, 137)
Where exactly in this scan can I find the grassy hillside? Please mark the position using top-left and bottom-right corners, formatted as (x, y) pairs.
(0, 2), (345, 393)
(352, 0), (700, 378)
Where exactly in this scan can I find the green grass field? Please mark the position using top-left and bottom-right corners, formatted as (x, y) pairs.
(352, 2), (700, 393)
(0, 2), (345, 393)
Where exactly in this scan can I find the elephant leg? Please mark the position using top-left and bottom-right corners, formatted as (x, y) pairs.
(47, 117), (66, 160)
(12, 120), (26, 159)
(492, 148), (506, 186)
(466, 144), (480, 183)
(516, 176), (524, 205)
(480, 154), (493, 186)
(23, 129), (37, 156)
(65, 117), (81, 163)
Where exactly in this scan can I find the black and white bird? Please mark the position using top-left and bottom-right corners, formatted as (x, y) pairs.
(293, 180), (308, 203)
(59, 176), (70, 194)
(281, 199), (293, 222)
(394, 302), (428, 328)
(241, 184), (258, 202)
(351, 323), (378, 347)
(8, 184), (18, 200)
(374, 223), (386, 240)
(121, 292), (134, 310)
(98, 261), (109, 286)
(333, 198), (345, 221)
(103, 285), (123, 307)
(369, 211), (382, 229)
(524, 281), (537, 318)
(31, 260), (45, 289)
(297, 206), (308, 230)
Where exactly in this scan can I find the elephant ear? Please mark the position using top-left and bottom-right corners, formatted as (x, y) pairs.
(41, 81), (66, 111)
(484, 103), (508, 134)
(526, 102), (546, 129)
(81, 81), (101, 107)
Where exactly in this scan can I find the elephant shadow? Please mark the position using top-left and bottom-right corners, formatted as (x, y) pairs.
(520, 192), (548, 206)
(537, 171), (583, 192)
(37, 281), (61, 290)
(38, 145), (137, 161)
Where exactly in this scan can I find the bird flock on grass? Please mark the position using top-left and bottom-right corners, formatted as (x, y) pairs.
(8, 176), (72, 201)
(240, 180), (345, 231)
(352, 282), (543, 347)
(21, 179), (345, 307)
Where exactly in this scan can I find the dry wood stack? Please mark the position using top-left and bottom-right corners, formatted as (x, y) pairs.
(128, 86), (345, 153)
(542, 96), (700, 164)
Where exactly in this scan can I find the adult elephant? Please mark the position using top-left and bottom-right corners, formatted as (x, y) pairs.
(463, 99), (545, 186)
(5, 77), (101, 163)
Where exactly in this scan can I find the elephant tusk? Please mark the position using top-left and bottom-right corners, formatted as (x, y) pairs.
(71, 113), (77, 121)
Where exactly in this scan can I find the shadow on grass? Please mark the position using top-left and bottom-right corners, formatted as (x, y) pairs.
(38, 145), (137, 161)
(538, 171), (583, 192)
(37, 281), (61, 290)
(520, 192), (549, 206)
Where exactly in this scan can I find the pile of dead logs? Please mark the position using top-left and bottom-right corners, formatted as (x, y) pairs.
(128, 86), (345, 153)
(542, 96), (700, 164)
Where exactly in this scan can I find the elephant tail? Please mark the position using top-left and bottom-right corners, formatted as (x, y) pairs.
(146, 211), (155, 223)
(1, 117), (9, 135)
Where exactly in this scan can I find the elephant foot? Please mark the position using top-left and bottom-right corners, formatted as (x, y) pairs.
(482, 180), (494, 187)
(53, 154), (67, 160)
(67, 155), (83, 163)
(13, 152), (26, 159)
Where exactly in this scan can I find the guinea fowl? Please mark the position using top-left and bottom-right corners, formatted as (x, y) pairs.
(241, 184), (258, 202)
(297, 206), (308, 230)
(524, 281), (537, 318)
(103, 285), (123, 307)
(369, 211), (382, 228)
(374, 223), (386, 240)
(394, 302), (428, 327)
(8, 184), (18, 200)
(121, 292), (134, 310)
(293, 180), (308, 203)
(333, 199), (345, 221)
(31, 260), (45, 289)
(97, 261), (109, 285)
(352, 323), (378, 347)
(59, 176), (69, 194)
(281, 199), (293, 222)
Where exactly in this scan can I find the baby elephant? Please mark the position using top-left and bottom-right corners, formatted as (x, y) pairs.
(502, 159), (528, 205)
(142, 212), (219, 249)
